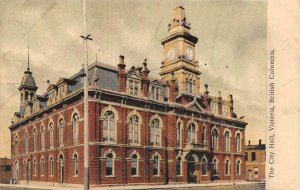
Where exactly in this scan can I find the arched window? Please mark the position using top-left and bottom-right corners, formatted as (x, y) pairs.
(176, 157), (182, 176)
(150, 118), (161, 146)
(211, 129), (218, 150)
(224, 131), (230, 151)
(189, 79), (193, 93)
(201, 158), (207, 175)
(49, 157), (54, 176)
(58, 118), (64, 146)
(225, 159), (230, 176)
(23, 160), (26, 176)
(72, 113), (79, 143)
(25, 132), (28, 153)
(185, 79), (189, 93)
(14, 136), (18, 155)
(129, 115), (140, 144)
(33, 129), (37, 152)
(236, 133), (241, 152)
(103, 111), (116, 142)
(131, 154), (138, 176)
(153, 155), (160, 176)
(49, 123), (54, 149)
(236, 160), (241, 175)
(73, 154), (78, 176)
(201, 125), (206, 144)
(33, 159), (37, 176)
(176, 122), (181, 148)
(188, 123), (196, 143)
(41, 158), (45, 176)
(40, 126), (45, 150)
(211, 158), (218, 176)
(106, 153), (114, 176)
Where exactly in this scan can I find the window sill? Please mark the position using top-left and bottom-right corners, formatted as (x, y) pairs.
(73, 175), (78, 177)
(131, 175), (140, 177)
(106, 175), (116, 178)
(176, 175), (183, 177)
(202, 174), (208, 176)
(153, 175), (161, 177)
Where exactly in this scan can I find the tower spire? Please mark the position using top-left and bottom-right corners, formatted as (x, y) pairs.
(27, 34), (30, 71)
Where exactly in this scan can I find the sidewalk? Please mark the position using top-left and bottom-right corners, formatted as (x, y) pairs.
(0, 181), (264, 190)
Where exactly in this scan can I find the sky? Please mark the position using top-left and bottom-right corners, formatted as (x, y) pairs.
(0, 0), (267, 158)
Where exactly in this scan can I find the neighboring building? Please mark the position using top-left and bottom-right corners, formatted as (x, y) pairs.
(0, 157), (11, 184)
(9, 6), (247, 186)
(245, 140), (265, 181)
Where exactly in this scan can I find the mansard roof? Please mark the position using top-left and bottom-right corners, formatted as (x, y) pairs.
(18, 69), (37, 91)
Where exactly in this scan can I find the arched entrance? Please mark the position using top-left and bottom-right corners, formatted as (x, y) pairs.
(186, 154), (197, 183)
(58, 154), (64, 183)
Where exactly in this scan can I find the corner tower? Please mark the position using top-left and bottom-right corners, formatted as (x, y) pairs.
(160, 6), (200, 96)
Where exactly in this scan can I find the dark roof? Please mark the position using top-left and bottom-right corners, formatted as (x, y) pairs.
(18, 70), (37, 90)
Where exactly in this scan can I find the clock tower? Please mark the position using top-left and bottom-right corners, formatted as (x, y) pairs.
(160, 6), (201, 96)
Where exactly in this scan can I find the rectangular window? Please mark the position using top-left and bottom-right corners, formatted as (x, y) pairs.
(134, 82), (138, 95)
(251, 152), (256, 161)
(129, 81), (133, 94)
(245, 152), (248, 161)
(254, 167), (258, 178)
(151, 86), (155, 99)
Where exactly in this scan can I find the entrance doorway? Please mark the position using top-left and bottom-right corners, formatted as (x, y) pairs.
(59, 154), (64, 183)
(248, 170), (252, 181)
(187, 155), (197, 183)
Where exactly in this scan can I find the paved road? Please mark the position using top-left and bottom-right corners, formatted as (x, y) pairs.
(156, 183), (265, 190)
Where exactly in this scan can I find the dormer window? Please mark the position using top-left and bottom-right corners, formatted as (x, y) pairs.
(222, 104), (230, 117)
(211, 101), (218, 115)
(129, 80), (139, 95)
(151, 86), (161, 100)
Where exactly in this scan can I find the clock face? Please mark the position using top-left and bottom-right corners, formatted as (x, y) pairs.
(167, 47), (176, 61)
(185, 47), (194, 60)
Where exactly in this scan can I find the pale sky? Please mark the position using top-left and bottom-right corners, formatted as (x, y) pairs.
(0, 0), (267, 158)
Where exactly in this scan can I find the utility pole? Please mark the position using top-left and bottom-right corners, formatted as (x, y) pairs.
(81, 0), (92, 189)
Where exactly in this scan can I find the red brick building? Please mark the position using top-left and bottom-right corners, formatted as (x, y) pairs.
(0, 157), (11, 184)
(10, 6), (247, 186)
(245, 140), (265, 181)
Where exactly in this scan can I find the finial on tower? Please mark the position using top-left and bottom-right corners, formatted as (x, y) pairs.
(27, 34), (30, 71)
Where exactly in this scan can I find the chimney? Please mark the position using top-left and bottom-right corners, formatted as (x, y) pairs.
(248, 140), (251, 146)
(217, 91), (222, 115)
(169, 73), (176, 103)
(204, 84), (210, 111)
(229, 94), (234, 117)
(117, 55), (126, 92)
(259, 139), (262, 146)
(141, 58), (150, 97)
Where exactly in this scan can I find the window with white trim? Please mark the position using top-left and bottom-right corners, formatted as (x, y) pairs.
(150, 118), (161, 146)
(102, 111), (116, 142)
(211, 101), (218, 115)
(33, 129), (37, 152)
(49, 123), (54, 149)
(72, 113), (79, 143)
(211, 159), (218, 176)
(58, 118), (64, 146)
(236, 133), (241, 152)
(236, 160), (241, 176)
(73, 154), (78, 176)
(41, 126), (45, 150)
(25, 132), (28, 153)
(225, 159), (230, 176)
(49, 157), (54, 176)
(41, 158), (45, 176)
(187, 123), (196, 143)
(153, 156), (160, 176)
(131, 154), (138, 176)
(14, 136), (18, 155)
(129, 80), (139, 95)
(224, 131), (230, 151)
(201, 125), (206, 144)
(176, 157), (182, 176)
(33, 159), (37, 176)
(211, 129), (218, 151)
(176, 122), (181, 148)
(151, 85), (161, 100)
(128, 115), (140, 144)
(201, 158), (207, 175)
(106, 153), (114, 176)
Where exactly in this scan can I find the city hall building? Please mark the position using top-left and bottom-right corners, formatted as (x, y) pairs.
(10, 6), (247, 186)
